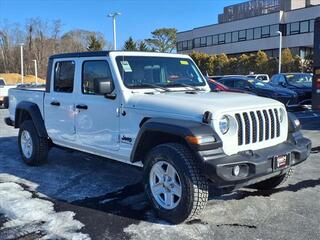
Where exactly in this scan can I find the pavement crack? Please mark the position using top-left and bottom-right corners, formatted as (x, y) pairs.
(216, 223), (257, 229)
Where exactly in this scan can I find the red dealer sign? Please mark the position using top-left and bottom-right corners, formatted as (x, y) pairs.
(312, 17), (320, 110)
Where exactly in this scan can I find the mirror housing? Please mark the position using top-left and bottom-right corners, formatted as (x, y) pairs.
(93, 78), (116, 99)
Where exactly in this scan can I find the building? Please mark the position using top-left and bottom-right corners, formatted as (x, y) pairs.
(177, 0), (320, 58)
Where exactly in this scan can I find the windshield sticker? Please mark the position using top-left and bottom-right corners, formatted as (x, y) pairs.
(120, 61), (132, 72)
(248, 79), (254, 83)
(180, 60), (189, 65)
(286, 75), (294, 78)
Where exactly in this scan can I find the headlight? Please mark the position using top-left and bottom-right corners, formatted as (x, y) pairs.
(219, 115), (230, 134)
(279, 108), (286, 123)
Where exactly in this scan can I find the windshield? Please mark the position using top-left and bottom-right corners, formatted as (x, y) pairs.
(285, 74), (312, 85)
(116, 56), (206, 89)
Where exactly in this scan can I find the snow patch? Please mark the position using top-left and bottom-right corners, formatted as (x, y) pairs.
(0, 182), (90, 239)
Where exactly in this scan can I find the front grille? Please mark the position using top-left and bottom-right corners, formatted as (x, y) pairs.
(235, 108), (281, 146)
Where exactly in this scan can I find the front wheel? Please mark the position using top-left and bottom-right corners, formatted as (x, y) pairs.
(143, 143), (208, 224)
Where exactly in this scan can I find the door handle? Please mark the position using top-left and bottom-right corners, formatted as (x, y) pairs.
(50, 101), (60, 106)
(76, 104), (88, 110)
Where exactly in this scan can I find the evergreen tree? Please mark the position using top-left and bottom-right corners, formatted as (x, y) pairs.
(87, 35), (103, 51)
(123, 37), (137, 51)
(138, 41), (149, 51)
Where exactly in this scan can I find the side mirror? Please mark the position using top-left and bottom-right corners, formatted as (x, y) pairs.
(94, 78), (116, 99)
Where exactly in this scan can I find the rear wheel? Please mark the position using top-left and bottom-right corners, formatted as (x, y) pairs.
(250, 168), (293, 190)
(144, 143), (208, 224)
(18, 120), (49, 166)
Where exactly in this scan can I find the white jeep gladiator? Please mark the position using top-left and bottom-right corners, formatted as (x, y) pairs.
(5, 51), (311, 224)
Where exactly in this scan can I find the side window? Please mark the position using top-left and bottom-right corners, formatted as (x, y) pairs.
(279, 75), (286, 84)
(234, 80), (247, 89)
(82, 60), (114, 95)
(271, 75), (279, 84)
(223, 79), (234, 88)
(54, 61), (75, 93)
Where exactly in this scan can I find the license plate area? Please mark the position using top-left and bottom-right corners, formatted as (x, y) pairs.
(273, 154), (290, 170)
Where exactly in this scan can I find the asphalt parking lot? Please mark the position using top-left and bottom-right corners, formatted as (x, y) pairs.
(0, 108), (319, 240)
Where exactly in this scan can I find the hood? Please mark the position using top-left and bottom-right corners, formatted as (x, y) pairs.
(259, 85), (297, 96)
(125, 91), (283, 120)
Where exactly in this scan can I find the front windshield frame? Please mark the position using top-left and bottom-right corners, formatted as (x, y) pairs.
(115, 56), (207, 89)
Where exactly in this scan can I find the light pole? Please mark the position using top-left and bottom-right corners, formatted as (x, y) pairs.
(32, 59), (38, 84)
(108, 12), (121, 50)
(277, 30), (282, 74)
(20, 43), (24, 84)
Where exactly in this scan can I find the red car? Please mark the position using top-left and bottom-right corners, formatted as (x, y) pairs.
(207, 78), (251, 94)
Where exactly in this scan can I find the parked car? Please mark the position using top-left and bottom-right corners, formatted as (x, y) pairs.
(217, 76), (299, 107)
(5, 51), (311, 224)
(207, 78), (251, 94)
(0, 78), (16, 106)
(246, 74), (270, 83)
(270, 73), (313, 105)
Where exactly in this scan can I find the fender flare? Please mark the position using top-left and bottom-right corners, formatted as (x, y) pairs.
(15, 101), (48, 138)
(130, 117), (222, 163)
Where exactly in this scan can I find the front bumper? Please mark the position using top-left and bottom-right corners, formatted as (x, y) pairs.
(200, 132), (311, 189)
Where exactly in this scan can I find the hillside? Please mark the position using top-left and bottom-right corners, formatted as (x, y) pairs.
(0, 73), (46, 85)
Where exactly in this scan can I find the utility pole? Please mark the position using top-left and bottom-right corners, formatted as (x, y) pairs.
(20, 43), (24, 84)
(108, 12), (121, 50)
(33, 59), (38, 84)
(277, 31), (282, 74)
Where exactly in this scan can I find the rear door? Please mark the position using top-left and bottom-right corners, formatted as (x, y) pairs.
(74, 58), (120, 153)
(44, 59), (77, 145)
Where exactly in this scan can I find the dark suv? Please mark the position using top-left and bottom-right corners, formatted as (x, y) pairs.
(270, 73), (313, 105)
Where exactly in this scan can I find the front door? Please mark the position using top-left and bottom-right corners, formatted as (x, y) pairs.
(75, 59), (120, 153)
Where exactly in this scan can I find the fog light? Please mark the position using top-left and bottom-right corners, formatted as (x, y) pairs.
(232, 165), (240, 176)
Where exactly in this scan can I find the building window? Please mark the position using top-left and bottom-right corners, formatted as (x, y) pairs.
(232, 31), (238, 42)
(270, 24), (279, 36)
(213, 35), (218, 45)
(310, 19), (315, 32)
(200, 37), (206, 47)
(207, 36), (213, 46)
(239, 30), (246, 41)
(218, 33), (225, 44)
(225, 32), (232, 43)
(300, 21), (309, 33)
(261, 26), (270, 38)
(254, 27), (261, 39)
(188, 40), (193, 50)
(290, 22), (300, 35)
(246, 28), (253, 40)
(194, 38), (200, 48)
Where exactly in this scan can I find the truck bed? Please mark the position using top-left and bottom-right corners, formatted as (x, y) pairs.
(8, 87), (45, 121)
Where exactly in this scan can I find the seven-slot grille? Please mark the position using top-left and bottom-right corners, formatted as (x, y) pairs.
(235, 108), (281, 146)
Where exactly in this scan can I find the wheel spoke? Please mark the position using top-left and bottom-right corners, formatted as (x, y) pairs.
(166, 164), (176, 179)
(164, 192), (172, 207)
(152, 183), (165, 195)
(171, 183), (182, 197)
(153, 164), (165, 179)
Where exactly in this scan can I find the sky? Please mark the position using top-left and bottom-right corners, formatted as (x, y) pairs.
(0, 0), (244, 48)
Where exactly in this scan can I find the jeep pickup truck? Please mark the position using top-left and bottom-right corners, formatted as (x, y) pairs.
(4, 51), (311, 224)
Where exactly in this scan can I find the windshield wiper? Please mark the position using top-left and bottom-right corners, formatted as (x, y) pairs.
(166, 83), (204, 91)
(132, 83), (171, 92)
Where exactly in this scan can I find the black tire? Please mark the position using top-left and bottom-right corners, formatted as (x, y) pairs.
(143, 143), (208, 224)
(18, 120), (49, 166)
(250, 168), (294, 190)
